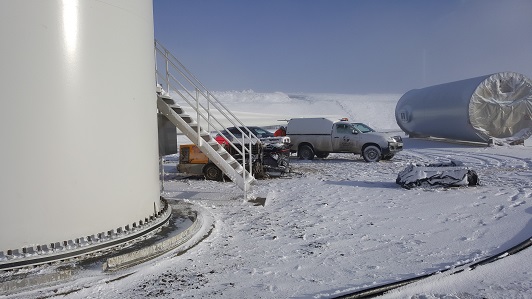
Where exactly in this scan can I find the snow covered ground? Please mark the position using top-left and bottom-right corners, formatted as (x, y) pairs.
(5, 92), (531, 299)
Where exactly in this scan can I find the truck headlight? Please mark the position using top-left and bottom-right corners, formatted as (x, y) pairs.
(392, 136), (402, 142)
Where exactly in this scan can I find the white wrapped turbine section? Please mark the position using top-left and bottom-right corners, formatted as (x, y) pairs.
(395, 72), (532, 143)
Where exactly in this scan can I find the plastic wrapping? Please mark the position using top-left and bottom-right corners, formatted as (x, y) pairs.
(396, 72), (532, 143)
(396, 160), (479, 189)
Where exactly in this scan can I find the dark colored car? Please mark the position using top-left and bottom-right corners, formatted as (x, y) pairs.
(215, 126), (274, 144)
(212, 126), (291, 178)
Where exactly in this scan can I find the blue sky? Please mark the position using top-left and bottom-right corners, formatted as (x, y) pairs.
(153, 0), (532, 94)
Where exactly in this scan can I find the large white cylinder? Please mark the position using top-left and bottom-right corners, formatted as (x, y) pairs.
(395, 72), (532, 142)
(0, 0), (160, 253)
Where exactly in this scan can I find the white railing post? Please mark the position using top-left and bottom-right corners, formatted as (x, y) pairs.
(154, 40), (158, 87)
(164, 50), (170, 93)
(242, 134), (247, 201)
(207, 92), (211, 132)
(196, 88), (201, 146)
(248, 137), (253, 181)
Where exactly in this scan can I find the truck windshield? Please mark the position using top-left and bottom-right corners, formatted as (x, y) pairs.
(351, 123), (375, 133)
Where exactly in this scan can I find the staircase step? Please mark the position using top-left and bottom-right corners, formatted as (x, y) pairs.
(225, 157), (238, 165)
(211, 144), (226, 152)
(157, 95), (253, 192)
(219, 152), (231, 160)
(160, 96), (175, 104)
(233, 164), (244, 173)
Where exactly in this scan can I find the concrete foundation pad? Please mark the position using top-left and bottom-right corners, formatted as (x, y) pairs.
(0, 199), (212, 295)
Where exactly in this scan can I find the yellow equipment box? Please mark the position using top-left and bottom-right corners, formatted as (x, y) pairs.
(179, 144), (209, 164)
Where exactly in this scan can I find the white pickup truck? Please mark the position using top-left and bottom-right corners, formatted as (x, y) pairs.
(286, 117), (403, 162)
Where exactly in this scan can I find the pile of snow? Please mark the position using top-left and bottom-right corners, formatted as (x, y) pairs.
(177, 91), (402, 131)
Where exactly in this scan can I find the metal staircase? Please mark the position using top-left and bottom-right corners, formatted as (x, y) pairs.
(155, 40), (258, 192)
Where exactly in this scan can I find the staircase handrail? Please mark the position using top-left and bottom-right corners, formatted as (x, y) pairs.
(156, 71), (256, 167)
(154, 54), (256, 159)
(154, 39), (259, 177)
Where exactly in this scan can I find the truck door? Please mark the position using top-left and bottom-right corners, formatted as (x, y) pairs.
(332, 123), (356, 152)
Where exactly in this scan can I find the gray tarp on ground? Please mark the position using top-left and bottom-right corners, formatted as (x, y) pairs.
(395, 72), (532, 143)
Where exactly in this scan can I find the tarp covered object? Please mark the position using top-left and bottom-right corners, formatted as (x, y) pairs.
(396, 160), (479, 189)
(395, 72), (532, 143)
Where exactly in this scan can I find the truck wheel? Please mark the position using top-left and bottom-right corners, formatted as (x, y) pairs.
(362, 145), (381, 162)
(298, 144), (315, 160)
(316, 152), (329, 159)
(203, 163), (223, 181)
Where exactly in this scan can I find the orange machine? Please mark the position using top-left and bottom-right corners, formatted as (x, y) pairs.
(178, 144), (225, 181)
(179, 144), (209, 164)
